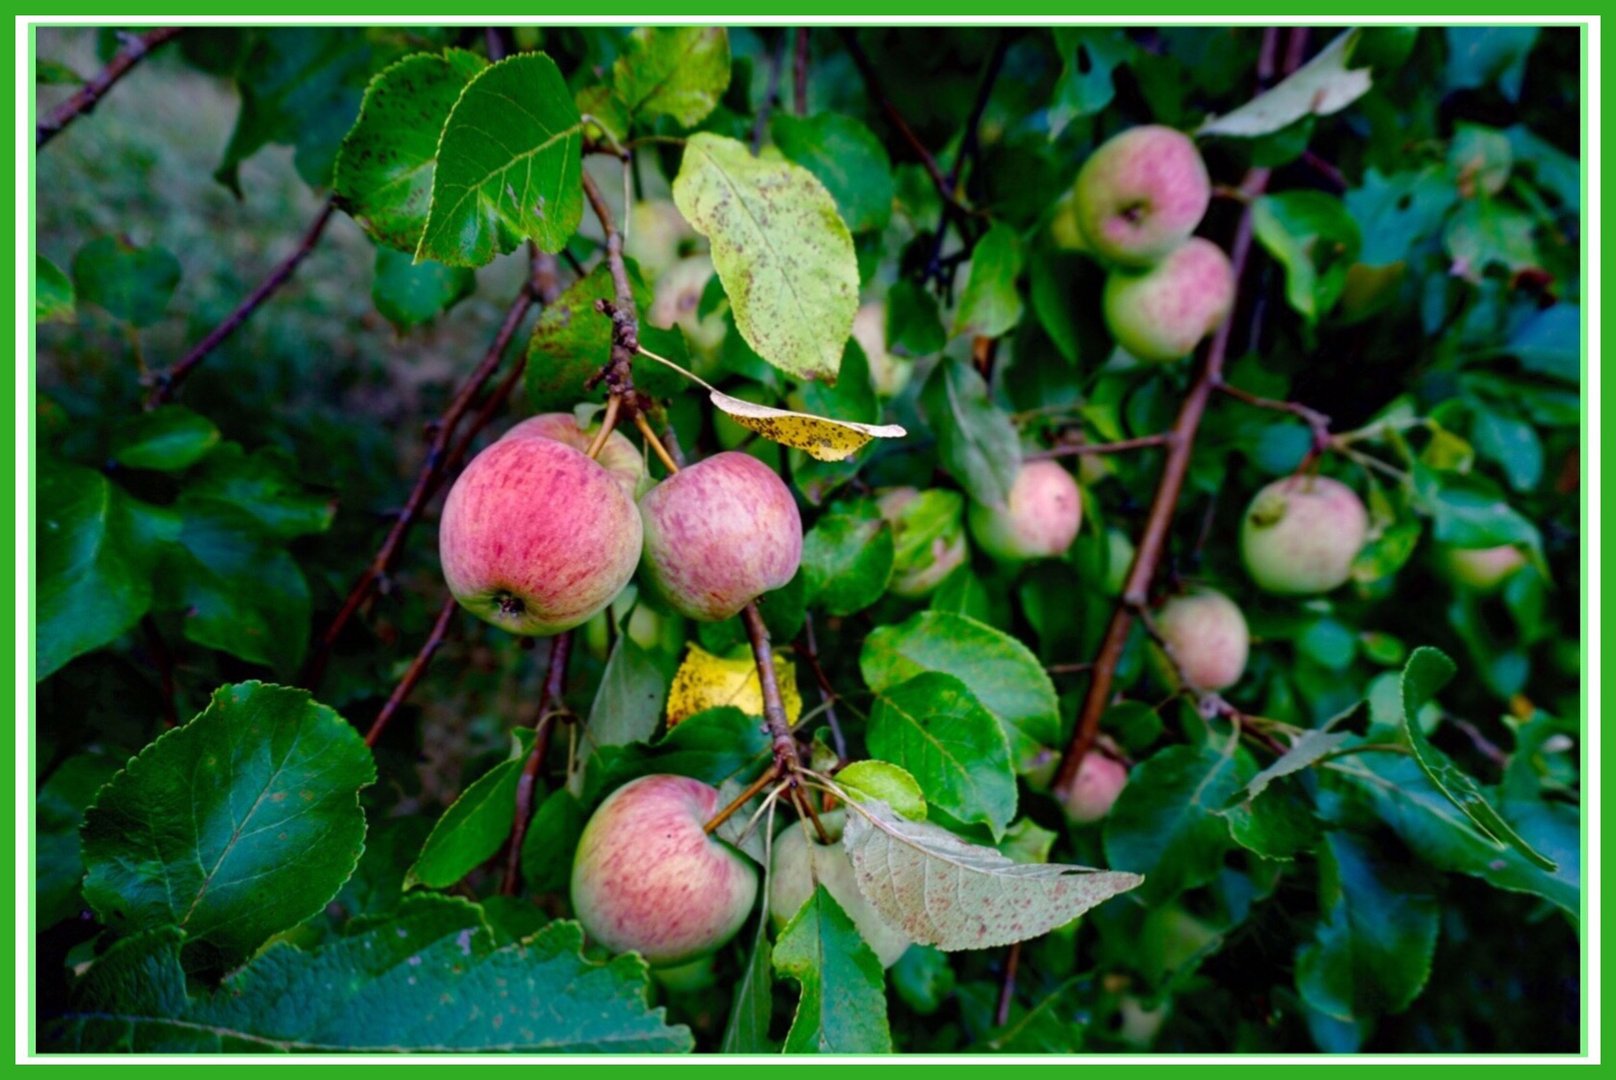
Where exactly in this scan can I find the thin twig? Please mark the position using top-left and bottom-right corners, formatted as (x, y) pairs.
(752, 30), (787, 154)
(36, 27), (183, 148)
(365, 595), (458, 748)
(838, 30), (964, 216)
(501, 631), (574, 895)
(581, 170), (641, 403)
(146, 199), (336, 408)
(634, 410), (682, 474)
(1025, 433), (1173, 460)
(792, 28), (810, 116)
(1215, 382), (1333, 453)
(800, 611), (848, 763)
(995, 941), (1023, 1028)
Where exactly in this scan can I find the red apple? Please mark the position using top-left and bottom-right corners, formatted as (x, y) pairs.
(501, 412), (644, 494)
(1060, 752), (1129, 824)
(1240, 475), (1368, 596)
(967, 461), (1083, 563)
(1103, 237), (1235, 362)
(1073, 125), (1212, 267)
(1154, 588), (1250, 691)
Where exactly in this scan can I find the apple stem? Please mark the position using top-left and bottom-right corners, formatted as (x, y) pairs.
(633, 410), (683, 475)
(585, 394), (622, 459)
(702, 765), (784, 836)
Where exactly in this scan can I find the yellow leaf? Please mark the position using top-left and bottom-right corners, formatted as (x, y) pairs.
(708, 389), (907, 462)
(667, 643), (802, 728)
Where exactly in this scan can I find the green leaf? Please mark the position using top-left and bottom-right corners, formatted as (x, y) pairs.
(1449, 123), (1513, 197)
(868, 673), (1016, 839)
(1444, 26), (1538, 101)
(1251, 191), (1362, 323)
(773, 886), (893, 1053)
(802, 513), (894, 616)
(1444, 198), (1539, 276)
(672, 132), (858, 383)
(109, 405), (221, 472)
(49, 896), (692, 1052)
(36, 254), (75, 323)
(1413, 467), (1543, 552)
(836, 760), (927, 822)
(918, 356), (1020, 510)
(1470, 405), (1543, 491)
(187, 443), (337, 541)
(406, 752), (524, 891)
(37, 754), (122, 928)
(1222, 778), (1321, 861)
(1398, 648), (1556, 870)
(952, 223), (1024, 338)
(333, 49), (487, 251)
(1048, 30), (1132, 137)
(1507, 303), (1579, 382)
(417, 53), (583, 266)
(330, 815), (431, 920)
(772, 112), (895, 234)
(36, 460), (159, 680)
(1199, 30), (1372, 137)
(613, 27), (730, 127)
(885, 279), (946, 356)
(71, 236), (181, 327)
(525, 261), (684, 411)
(80, 682), (375, 971)
(1296, 831), (1439, 1021)
(1243, 728), (1350, 800)
(520, 788), (585, 895)
(585, 633), (670, 750)
(372, 246), (476, 330)
(861, 610), (1060, 771)
(721, 923), (776, 1053)
(1104, 740), (1247, 905)
(1344, 166), (1456, 266)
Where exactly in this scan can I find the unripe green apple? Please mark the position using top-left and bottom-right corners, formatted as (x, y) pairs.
(1440, 544), (1526, 592)
(768, 811), (911, 968)
(1240, 475), (1368, 596)
(967, 461), (1083, 563)
(851, 301), (913, 398)
(1154, 588), (1250, 691)
(1060, 752), (1129, 824)
(1073, 125), (1212, 268)
(1103, 237), (1235, 362)
(876, 487), (968, 599)
(650, 255), (727, 355)
(571, 774), (758, 967)
(638, 451), (803, 621)
(501, 412), (643, 495)
(439, 434), (642, 635)
(624, 199), (693, 284)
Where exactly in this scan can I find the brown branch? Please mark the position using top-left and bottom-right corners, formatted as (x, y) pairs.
(146, 198), (336, 408)
(581, 170), (641, 403)
(501, 631), (574, 895)
(995, 941), (1023, 1028)
(1053, 27), (1291, 800)
(1215, 382), (1333, 454)
(752, 29), (787, 154)
(793, 28), (810, 116)
(741, 603), (801, 775)
(37, 27), (183, 149)
(838, 29), (964, 216)
(800, 611), (847, 763)
(364, 594), (458, 747)
(1026, 433), (1173, 460)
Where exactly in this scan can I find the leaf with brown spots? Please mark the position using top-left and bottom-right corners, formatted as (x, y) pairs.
(709, 389), (906, 462)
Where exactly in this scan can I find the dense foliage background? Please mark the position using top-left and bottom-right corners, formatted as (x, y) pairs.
(34, 24), (1581, 1055)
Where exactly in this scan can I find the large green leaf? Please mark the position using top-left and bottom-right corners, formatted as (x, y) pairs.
(333, 49), (487, 251)
(585, 706), (771, 803)
(186, 443), (337, 541)
(802, 512), (894, 616)
(524, 261), (683, 411)
(80, 682), (375, 971)
(952, 223), (1024, 339)
(406, 743), (526, 891)
(672, 133), (858, 383)
(1104, 740), (1249, 905)
(612, 27), (731, 127)
(371, 246), (476, 330)
(867, 673), (1016, 839)
(1250, 191), (1362, 323)
(773, 886), (893, 1053)
(417, 53), (583, 265)
(721, 924), (776, 1053)
(47, 896), (693, 1052)
(108, 406), (221, 472)
(585, 633), (670, 750)
(917, 357), (1020, 511)
(772, 112), (895, 234)
(71, 236), (181, 328)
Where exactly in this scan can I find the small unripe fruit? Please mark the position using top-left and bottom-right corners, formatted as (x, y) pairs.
(571, 775), (758, 967)
(1103, 238), (1235, 362)
(1074, 125), (1212, 267)
(1240, 475), (1368, 596)
(650, 255), (726, 354)
(439, 435), (642, 635)
(876, 487), (968, 599)
(851, 301), (913, 398)
(1441, 545), (1526, 592)
(501, 412), (643, 494)
(769, 811), (911, 968)
(1060, 753), (1129, 824)
(967, 461), (1083, 563)
(638, 451), (803, 621)
(1154, 588), (1250, 691)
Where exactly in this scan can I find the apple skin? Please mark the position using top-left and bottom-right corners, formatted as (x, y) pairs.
(439, 435), (642, 635)
(967, 461), (1083, 563)
(638, 451), (803, 621)
(1074, 125), (1212, 268)
(501, 412), (643, 495)
(1154, 588), (1250, 691)
(571, 774), (758, 968)
(1060, 752), (1129, 824)
(876, 487), (968, 599)
(1240, 475), (1368, 596)
(769, 811), (912, 968)
(1103, 238), (1235, 362)
(1441, 545), (1526, 592)
(852, 301), (913, 398)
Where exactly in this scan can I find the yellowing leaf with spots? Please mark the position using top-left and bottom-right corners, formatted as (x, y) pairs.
(710, 389), (906, 462)
(672, 132), (859, 383)
(667, 643), (802, 729)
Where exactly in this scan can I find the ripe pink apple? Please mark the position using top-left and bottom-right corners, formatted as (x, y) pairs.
(1073, 125), (1212, 267)
(1240, 475), (1368, 595)
(769, 811), (912, 968)
(501, 412), (643, 495)
(439, 434), (642, 635)
(876, 487), (968, 599)
(1103, 238), (1235, 362)
(571, 774), (758, 967)
(1060, 752), (1129, 824)
(1154, 588), (1250, 691)
(967, 461), (1083, 563)
(638, 451), (803, 621)
(1441, 544), (1526, 592)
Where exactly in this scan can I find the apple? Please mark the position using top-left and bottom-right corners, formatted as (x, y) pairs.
(649, 255), (727, 355)
(571, 774), (758, 967)
(439, 434), (642, 635)
(967, 460), (1083, 563)
(500, 412), (643, 495)
(1441, 544), (1526, 592)
(851, 301), (914, 398)
(625, 198), (693, 284)
(1154, 588), (1250, 691)
(1103, 237), (1235, 362)
(768, 811), (912, 968)
(1240, 475), (1369, 596)
(638, 451), (803, 621)
(1059, 752), (1129, 824)
(1073, 125), (1212, 268)
(876, 487), (968, 599)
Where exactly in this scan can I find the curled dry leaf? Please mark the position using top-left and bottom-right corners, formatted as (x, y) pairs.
(666, 642), (802, 729)
(1197, 30), (1373, 138)
(709, 389), (907, 462)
